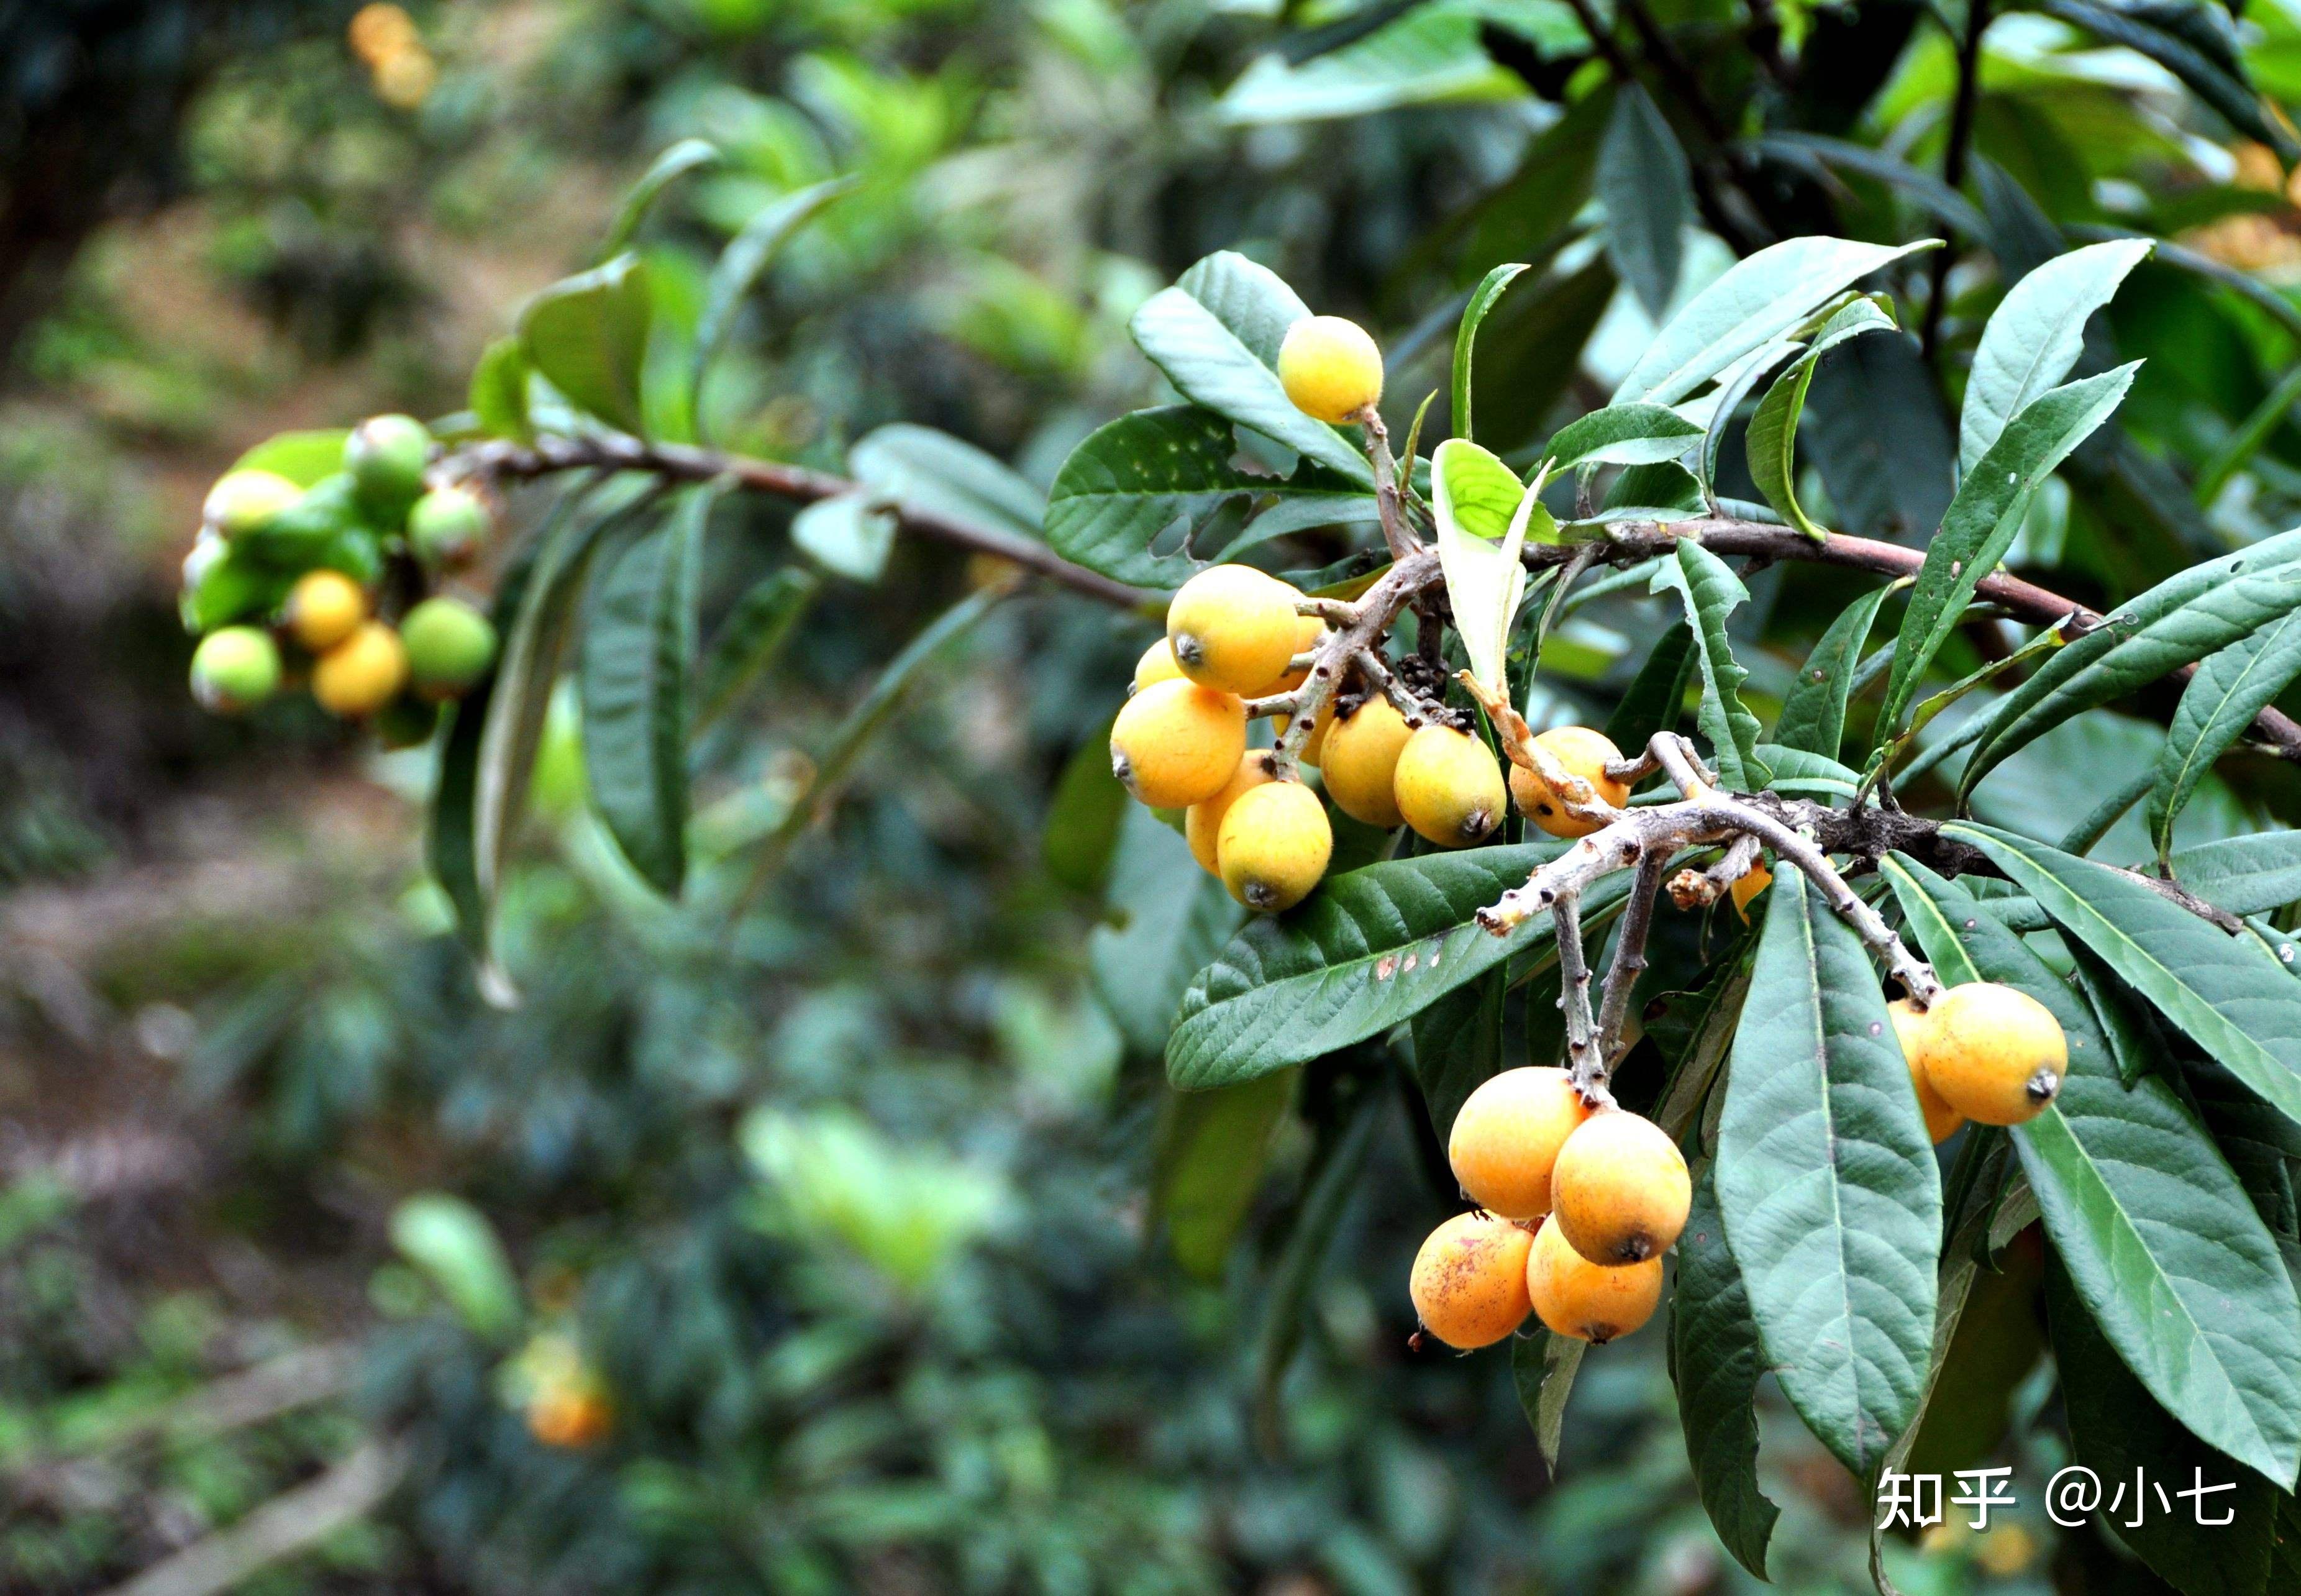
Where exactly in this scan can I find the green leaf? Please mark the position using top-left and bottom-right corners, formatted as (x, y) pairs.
(1956, 237), (2152, 478)
(1046, 406), (1371, 589)
(1167, 841), (1631, 1089)
(1433, 439), (1547, 695)
(1747, 134), (1990, 240)
(1716, 864), (1939, 1478)
(1406, 969), (1502, 1142)
(2169, 831), (2301, 917)
(1544, 402), (1703, 472)
(2046, 1253), (2285, 1595)
(1452, 263), (1527, 445)
(2148, 612), (2301, 861)
(1944, 822), (2301, 1135)
(690, 177), (854, 429)
(790, 494), (898, 582)
(1669, 1166), (1779, 1580)
(1744, 298), (1895, 539)
(1510, 1329), (1585, 1475)
(519, 252), (652, 435)
(1605, 619), (1695, 753)
(468, 336), (532, 444)
(1042, 714), (1128, 898)
(849, 424), (1045, 541)
(1892, 852), (2301, 1489)
(1802, 332), (1958, 544)
(1774, 584), (1893, 758)
(695, 567), (819, 727)
(579, 484), (713, 894)
(229, 429), (350, 488)
(1128, 252), (1374, 483)
(1596, 84), (1691, 317)
(596, 138), (719, 262)
(1153, 1071), (1295, 1279)
(1958, 531), (2301, 801)
(1697, 339), (1797, 514)
(390, 1193), (521, 1343)
(1093, 804), (1244, 1056)
(1216, 2), (1528, 124)
(1649, 542), (1770, 790)
(1879, 364), (2139, 738)
(1611, 235), (1936, 406)
(2043, 0), (2301, 164)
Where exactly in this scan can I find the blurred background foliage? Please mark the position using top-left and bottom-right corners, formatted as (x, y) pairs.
(9, 0), (2301, 1591)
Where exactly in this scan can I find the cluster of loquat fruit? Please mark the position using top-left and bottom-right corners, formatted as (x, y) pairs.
(1408, 985), (2069, 1353)
(183, 416), (498, 741)
(1107, 313), (1659, 911)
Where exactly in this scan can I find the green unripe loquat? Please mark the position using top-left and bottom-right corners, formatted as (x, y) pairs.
(1277, 316), (1383, 424)
(1109, 678), (1246, 808)
(1393, 724), (1504, 847)
(344, 414), (431, 514)
(1165, 565), (1305, 696)
(1319, 695), (1413, 828)
(401, 597), (499, 700)
(408, 485), (487, 567)
(286, 569), (368, 652)
(204, 469), (302, 540)
(189, 626), (282, 714)
(312, 620), (409, 718)
(1216, 777), (1331, 913)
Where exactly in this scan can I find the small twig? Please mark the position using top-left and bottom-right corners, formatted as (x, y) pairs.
(1352, 648), (1441, 724)
(1554, 892), (1609, 1103)
(1920, 0), (1990, 362)
(1597, 849), (1669, 1064)
(1356, 404), (1420, 562)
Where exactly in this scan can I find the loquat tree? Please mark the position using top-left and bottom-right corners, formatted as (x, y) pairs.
(155, 2), (2301, 1589)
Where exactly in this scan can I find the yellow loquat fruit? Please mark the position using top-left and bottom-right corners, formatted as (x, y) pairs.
(1526, 1216), (1664, 1344)
(1549, 1111), (1691, 1265)
(1166, 565), (1306, 696)
(1108, 678), (1246, 808)
(1408, 1211), (1533, 1350)
(1277, 316), (1384, 424)
(1320, 695), (1414, 827)
(1510, 726), (1629, 838)
(1217, 778), (1333, 913)
(1918, 982), (2067, 1126)
(1447, 1065), (1593, 1221)
(1888, 998), (1965, 1144)
(1394, 724), (1504, 847)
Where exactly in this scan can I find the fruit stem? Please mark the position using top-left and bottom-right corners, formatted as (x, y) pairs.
(1552, 890), (1611, 1106)
(1267, 550), (1439, 773)
(1596, 848), (1669, 1068)
(1356, 404), (1421, 563)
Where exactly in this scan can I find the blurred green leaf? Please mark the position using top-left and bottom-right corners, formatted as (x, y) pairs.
(1153, 1071), (1293, 1279)
(519, 252), (652, 434)
(1596, 84), (1691, 318)
(598, 139), (721, 262)
(390, 1193), (521, 1343)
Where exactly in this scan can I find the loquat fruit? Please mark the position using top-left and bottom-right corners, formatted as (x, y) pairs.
(1277, 315), (1384, 424)
(1186, 750), (1278, 875)
(1109, 678), (1247, 808)
(1888, 998), (1964, 1144)
(1321, 695), (1413, 827)
(189, 626), (282, 714)
(204, 469), (302, 540)
(1447, 1066), (1592, 1220)
(1132, 637), (1185, 694)
(286, 569), (368, 653)
(1216, 777), (1333, 913)
(312, 620), (410, 718)
(1917, 982), (2067, 1126)
(527, 1386), (613, 1450)
(1526, 1215), (1664, 1344)
(1408, 1211), (1533, 1350)
(344, 413), (431, 514)
(1729, 859), (1772, 920)
(1394, 724), (1504, 847)
(1549, 1111), (1690, 1265)
(1165, 565), (1306, 696)
(1255, 612), (1327, 696)
(1510, 726), (1629, 838)
(408, 484), (486, 567)
(401, 597), (498, 700)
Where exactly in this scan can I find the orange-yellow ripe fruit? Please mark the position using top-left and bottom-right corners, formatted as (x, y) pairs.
(1919, 982), (2069, 1126)
(1549, 1111), (1691, 1265)
(1132, 638), (1185, 694)
(1166, 566), (1305, 696)
(1889, 998), (1965, 1144)
(311, 621), (408, 718)
(1394, 724), (1505, 847)
(1217, 778), (1333, 913)
(1447, 1066), (1593, 1220)
(1109, 678), (1246, 808)
(1526, 1216), (1664, 1344)
(1278, 315), (1384, 424)
(1186, 750), (1278, 875)
(1256, 613), (1326, 696)
(1321, 695), (1413, 826)
(1510, 726), (1630, 838)
(1408, 1211), (1533, 1350)
(1730, 859), (1772, 921)
(527, 1387), (613, 1449)
(286, 569), (368, 652)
